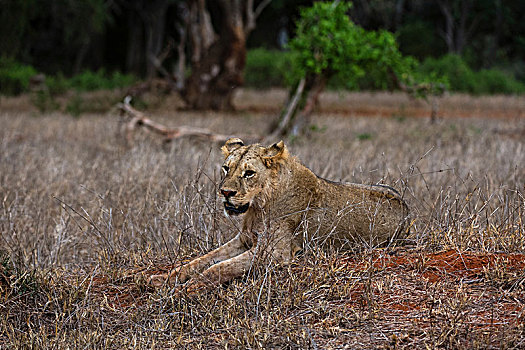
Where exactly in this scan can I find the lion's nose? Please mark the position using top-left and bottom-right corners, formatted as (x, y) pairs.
(221, 189), (237, 198)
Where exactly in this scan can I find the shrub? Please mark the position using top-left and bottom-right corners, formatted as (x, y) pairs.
(419, 54), (525, 95)
(244, 48), (290, 88)
(419, 54), (474, 93)
(64, 93), (120, 117)
(110, 71), (136, 89)
(46, 73), (70, 95)
(0, 57), (38, 96)
(31, 90), (60, 113)
(474, 69), (525, 94)
(68, 69), (136, 91)
(0, 58), (137, 96)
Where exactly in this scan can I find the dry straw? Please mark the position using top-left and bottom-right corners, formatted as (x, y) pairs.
(1, 91), (524, 348)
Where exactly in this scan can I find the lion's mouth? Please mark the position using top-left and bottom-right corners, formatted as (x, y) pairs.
(223, 202), (250, 215)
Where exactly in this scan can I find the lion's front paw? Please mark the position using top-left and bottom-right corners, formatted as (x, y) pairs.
(184, 280), (209, 295)
(175, 265), (193, 283)
(148, 273), (170, 287)
(148, 265), (192, 287)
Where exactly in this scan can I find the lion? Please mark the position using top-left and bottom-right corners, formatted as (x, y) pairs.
(149, 138), (409, 290)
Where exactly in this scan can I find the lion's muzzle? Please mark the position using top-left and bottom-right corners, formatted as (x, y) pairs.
(220, 189), (237, 198)
(223, 202), (249, 215)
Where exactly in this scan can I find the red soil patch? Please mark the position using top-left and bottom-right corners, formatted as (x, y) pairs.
(335, 249), (525, 332)
(243, 104), (525, 120)
(342, 249), (525, 283)
(90, 275), (150, 309)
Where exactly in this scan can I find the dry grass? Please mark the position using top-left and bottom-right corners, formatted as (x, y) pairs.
(1, 90), (524, 348)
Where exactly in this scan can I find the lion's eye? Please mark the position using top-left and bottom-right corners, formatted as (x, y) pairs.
(222, 166), (229, 175)
(243, 170), (256, 178)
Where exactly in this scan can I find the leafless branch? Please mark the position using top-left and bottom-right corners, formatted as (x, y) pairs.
(148, 54), (178, 91)
(245, 0), (272, 34)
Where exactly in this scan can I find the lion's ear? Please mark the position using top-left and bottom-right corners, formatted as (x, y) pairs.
(262, 140), (288, 166)
(221, 138), (245, 157)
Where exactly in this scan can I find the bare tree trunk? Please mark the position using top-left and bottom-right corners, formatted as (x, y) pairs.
(437, 0), (474, 54)
(430, 96), (439, 124)
(437, 0), (455, 53)
(183, 13), (245, 110)
(181, 0), (271, 111)
(126, 11), (144, 75)
(182, 0), (245, 110)
(486, 0), (503, 67)
(266, 74), (328, 140)
(265, 78), (305, 142)
(188, 0), (215, 64)
(73, 38), (90, 74)
(119, 0), (269, 110)
(174, 2), (189, 91)
(394, 0), (405, 31)
(144, 0), (170, 79)
(456, 0), (473, 54)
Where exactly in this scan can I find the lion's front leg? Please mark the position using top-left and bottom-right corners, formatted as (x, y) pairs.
(184, 248), (256, 291)
(149, 233), (250, 287)
(183, 227), (295, 291)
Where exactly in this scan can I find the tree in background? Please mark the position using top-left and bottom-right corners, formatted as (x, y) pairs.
(268, 2), (431, 138)
(0, 0), (35, 60)
(436, 0), (475, 55)
(118, 0), (271, 110)
(116, 0), (175, 78)
(0, 0), (111, 74)
(1, 0), (524, 103)
(179, 0), (271, 110)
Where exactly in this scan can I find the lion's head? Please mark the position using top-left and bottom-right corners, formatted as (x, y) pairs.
(219, 138), (289, 216)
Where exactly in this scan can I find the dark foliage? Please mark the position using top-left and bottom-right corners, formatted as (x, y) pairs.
(0, 0), (523, 80)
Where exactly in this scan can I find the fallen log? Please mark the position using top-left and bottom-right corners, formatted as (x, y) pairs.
(117, 96), (259, 145)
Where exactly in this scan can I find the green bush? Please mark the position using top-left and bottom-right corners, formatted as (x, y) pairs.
(46, 70), (136, 93)
(0, 58), (137, 96)
(64, 92), (120, 117)
(474, 69), (525, 94)
(46, 73), (70, 95)
(419, 54), (525, 95)
(245, 48), (291, 88)
(67, 69), (136, 91)
(0, 57), (38, 95)
(419, 54), (474, 93)
(289, 2), (417, 88)
(31, 90), (60, 113)
(245, 4), (421, 93)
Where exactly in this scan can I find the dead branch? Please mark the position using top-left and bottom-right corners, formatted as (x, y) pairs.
(245, 0), (272, 34)
(148, 53), (178, 92)
(264, 77), (305, 143)
(117, 97), (260, 145)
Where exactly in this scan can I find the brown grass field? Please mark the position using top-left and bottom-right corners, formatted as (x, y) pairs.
(1, 89), (524, 349)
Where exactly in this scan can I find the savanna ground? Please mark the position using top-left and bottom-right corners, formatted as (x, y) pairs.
(1, 89), (524, 349)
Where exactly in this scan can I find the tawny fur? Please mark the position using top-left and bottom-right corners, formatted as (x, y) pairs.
(150, 138), (409, 290)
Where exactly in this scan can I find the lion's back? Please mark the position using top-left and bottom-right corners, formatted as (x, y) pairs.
(301, 178), (409, 248)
